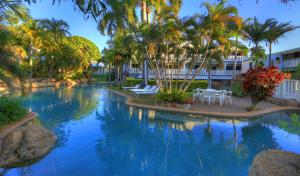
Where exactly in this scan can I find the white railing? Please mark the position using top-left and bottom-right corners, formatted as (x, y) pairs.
(283, 58), (300, 68)
(129, 68), (242, 76)
(274, 80), (300, 100)
(225, 56), (248, 61)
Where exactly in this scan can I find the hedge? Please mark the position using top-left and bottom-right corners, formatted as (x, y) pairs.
(124, 78), (208, 92)
(0, 96), (27, 127)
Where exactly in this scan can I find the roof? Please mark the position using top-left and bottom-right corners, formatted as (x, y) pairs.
(272, 47), (300, 55)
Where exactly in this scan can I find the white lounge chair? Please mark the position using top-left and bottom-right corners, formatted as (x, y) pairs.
(134, 87), (159, 95)
(122, 84), (140, 90)
(130, 85), (153, 92)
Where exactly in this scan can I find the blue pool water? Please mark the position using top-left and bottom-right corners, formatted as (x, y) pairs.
(2, 86), (300, 176)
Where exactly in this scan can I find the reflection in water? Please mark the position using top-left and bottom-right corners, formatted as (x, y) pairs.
(4, 87), (300, 176)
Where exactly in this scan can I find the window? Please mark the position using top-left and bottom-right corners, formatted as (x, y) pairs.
(276, 57), (280, 64)
(226, 65), (233, 70)
(131, 64), (139, 68)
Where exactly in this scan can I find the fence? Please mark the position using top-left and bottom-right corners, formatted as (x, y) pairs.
(274, 80), (300, 100)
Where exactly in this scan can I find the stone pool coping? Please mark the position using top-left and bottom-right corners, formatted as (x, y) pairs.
(105, 87), (300, 119)
(0, 112), (38, 139)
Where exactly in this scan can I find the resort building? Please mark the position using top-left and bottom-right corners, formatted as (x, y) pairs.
(265, 47), (300, 71)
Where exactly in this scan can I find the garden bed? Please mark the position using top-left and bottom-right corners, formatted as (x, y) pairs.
(106, 87), (300, 119)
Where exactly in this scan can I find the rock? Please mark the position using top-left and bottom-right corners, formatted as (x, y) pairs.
(0, 123), (57, 168)
(249, 149), (300, 176)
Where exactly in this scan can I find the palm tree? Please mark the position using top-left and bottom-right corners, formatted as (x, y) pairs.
(38, 18), (70, 42)
(97, 1), (131, 36)
(264, 19), (298, 65)
(202, 0), (242, 88)
(243, 17), (272, 50)
(229, 18), (251, 70)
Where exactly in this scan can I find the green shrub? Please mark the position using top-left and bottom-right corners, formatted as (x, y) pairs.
(156, 89), (188, 103)
(0, 96), (27, 127)
(230, 81), (246, 97)
(93, 73), (115, 82)
(124, 78), (207, 92)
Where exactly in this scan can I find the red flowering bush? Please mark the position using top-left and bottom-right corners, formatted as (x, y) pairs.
(243, 66), (286, 111)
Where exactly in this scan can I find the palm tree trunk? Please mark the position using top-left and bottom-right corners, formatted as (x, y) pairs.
(268, 43), (272, 66)
(234, 36), (238, 70)
(141, 0), (148, 86)
(108, 63), (111, 85)
(207, 60), (212, 89)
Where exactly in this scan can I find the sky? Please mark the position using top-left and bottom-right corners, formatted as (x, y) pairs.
(27, 0), (300, 53)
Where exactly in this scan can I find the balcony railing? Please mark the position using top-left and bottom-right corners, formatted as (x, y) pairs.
(283, 58), (300, 68)
(129, 68), (242, 76)
(224, 56), (248, 61)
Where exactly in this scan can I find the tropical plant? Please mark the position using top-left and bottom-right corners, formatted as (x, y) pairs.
(243, 66), (286, 111)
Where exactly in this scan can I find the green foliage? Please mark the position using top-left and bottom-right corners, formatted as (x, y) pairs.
(69, 36), (101, 63)
(93, 73), (115, 82)
(0, 96), (27, 127)
(250, 46), (266, 67)
(291, 64), (300, 79)
(124, 78), (208, 92)
(230, 81), (246, 97)
(156, 89), (188, 104)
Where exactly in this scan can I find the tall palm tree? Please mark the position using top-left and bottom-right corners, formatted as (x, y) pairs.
(243, 17), (272, 50)
(264, 19), (298, 65)
(97, 1), (131, 36)
(229, 18), (251, 70)
(202, 0), (242, 88)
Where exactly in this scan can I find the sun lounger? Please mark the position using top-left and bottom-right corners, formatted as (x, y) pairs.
(122, 84), (140, 89)
(134, 87), (159, 95)
(130, 85), (153, 92)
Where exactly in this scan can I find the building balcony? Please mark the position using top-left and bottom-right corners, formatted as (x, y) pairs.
(224, 56), (248, 62)
(283, 58), (300, 69)
(128, 68), (242, 80)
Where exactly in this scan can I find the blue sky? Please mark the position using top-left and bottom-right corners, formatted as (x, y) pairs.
(27, 0), (300, 53)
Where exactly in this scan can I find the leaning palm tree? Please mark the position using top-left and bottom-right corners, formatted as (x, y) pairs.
(264, 19), (298, 65)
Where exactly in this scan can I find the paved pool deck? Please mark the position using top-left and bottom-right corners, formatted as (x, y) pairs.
(106, 88), (300, 119)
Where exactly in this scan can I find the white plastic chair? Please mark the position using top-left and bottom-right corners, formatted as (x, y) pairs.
(202, 90), (216, 106)
(225, 91), (233, 105)
(215, 90), (226, 106)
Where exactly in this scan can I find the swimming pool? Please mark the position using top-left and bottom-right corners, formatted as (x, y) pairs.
(2, 86), (300, 176)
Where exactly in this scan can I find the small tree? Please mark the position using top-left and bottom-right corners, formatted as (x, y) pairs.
(243, 66), (286, 111)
